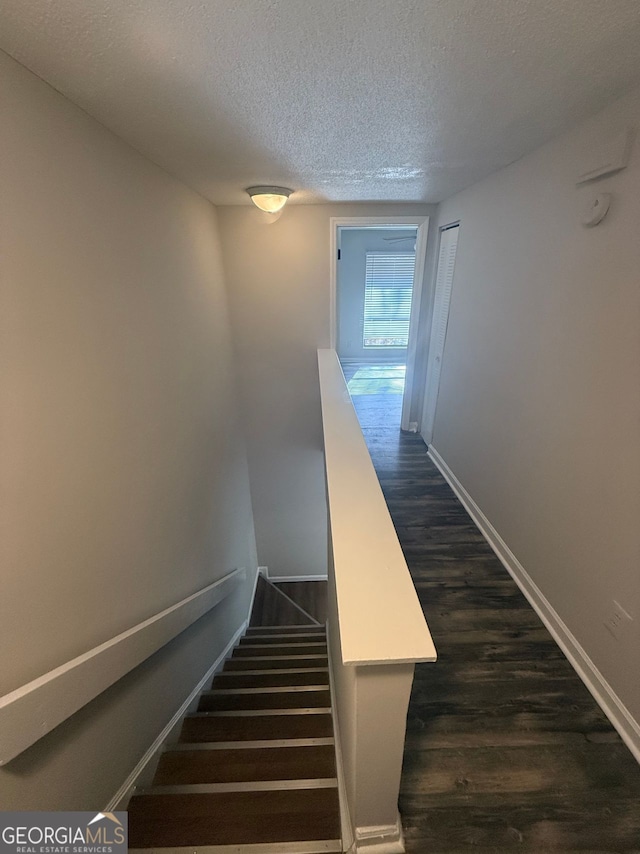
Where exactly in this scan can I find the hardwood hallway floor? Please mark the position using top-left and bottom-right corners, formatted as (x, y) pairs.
(348, 384), (640, 853)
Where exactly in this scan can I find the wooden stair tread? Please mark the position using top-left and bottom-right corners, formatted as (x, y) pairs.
(128, 788), (341, 847)
(154, 744), (337, 785)
(130, 623), (340, 851)
(212, 670), (329, 689)
(224, 656), (328, 671)
(234, 644), (327, 656)
(199, 688), (331, 711)
(246, 624), (325, 633)
(240, 635), (326, 645)
(180, 712), (334, 742)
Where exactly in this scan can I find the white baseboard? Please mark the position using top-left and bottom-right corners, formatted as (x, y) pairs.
(338, 357), (404, 365)
(259, 565), (328, 583)
(354, 818), (405, 853)
(266, 574), (329, 583)
(105, 620), (248, 811)
(247, 565), (261, 622)
(428, 445), (640, 765)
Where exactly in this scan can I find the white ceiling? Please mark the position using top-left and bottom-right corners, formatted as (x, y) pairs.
(2, 1), (640, 205)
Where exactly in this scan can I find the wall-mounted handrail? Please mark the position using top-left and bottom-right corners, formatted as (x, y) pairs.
(0, 567), (245, 765)
(317, 349), (435, 667)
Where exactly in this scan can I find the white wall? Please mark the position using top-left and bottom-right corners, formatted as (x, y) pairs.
(0, 50), (258, 807)
(429, 84), (640, 730)
(337, 228), (416, 361)
(217, 203), (431, 579)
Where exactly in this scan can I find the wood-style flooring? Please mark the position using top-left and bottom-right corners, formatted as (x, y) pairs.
(276, 581), (328, 624)
(348, 375), (640, 853)
(250, 574), (319, 627)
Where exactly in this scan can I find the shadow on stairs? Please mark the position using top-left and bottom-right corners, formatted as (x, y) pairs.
(128, 616), (342, 852)
(250, 574), (327, 628)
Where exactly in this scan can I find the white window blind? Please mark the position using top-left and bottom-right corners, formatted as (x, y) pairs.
(363, 252), (415, 348)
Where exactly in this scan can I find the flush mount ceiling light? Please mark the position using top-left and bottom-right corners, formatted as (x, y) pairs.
(246, 186), (292, 213)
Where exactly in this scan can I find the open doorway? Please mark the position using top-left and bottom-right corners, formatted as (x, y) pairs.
(338, 228), (416, 426)
(330, 216), (429, 431)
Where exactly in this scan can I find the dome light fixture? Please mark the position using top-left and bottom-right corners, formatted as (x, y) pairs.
(246, 185), (292, 213)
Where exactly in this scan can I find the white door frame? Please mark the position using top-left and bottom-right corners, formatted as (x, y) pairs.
(420, 221), (460, 445)
(329, 215), (430, 432)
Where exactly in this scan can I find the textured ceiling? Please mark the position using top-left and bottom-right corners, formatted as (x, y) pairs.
(2, 1), (640, 205)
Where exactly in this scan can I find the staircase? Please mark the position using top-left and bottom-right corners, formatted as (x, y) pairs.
(128, 622), (342, 852)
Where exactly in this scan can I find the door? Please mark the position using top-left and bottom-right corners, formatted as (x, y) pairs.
(421, 224), (459, 444)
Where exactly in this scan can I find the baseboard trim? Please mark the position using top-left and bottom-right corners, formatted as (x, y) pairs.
(428, 445), (640, 765)
(105, 620), (248, 811)
(354, 818), (405, 853)
(266, 574), (329, 583)
(247, 566), (261, 623)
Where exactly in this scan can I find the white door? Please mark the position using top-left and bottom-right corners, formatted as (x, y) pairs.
(421, 224), (459, 444)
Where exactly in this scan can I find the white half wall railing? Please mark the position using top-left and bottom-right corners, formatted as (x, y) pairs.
(318, 349), (436, 854)
(0, 567), (246, 765)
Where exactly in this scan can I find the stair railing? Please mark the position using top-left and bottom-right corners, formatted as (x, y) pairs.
(317, 349), (436, 854)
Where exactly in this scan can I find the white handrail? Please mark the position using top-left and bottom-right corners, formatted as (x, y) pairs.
(0, 567), (246, 765)
(317, 349), (435, 666)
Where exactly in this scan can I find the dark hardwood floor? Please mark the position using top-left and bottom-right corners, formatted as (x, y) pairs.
(348, 373), (640, 853)
(275, 581), (328, 624)
(250, 575), (319, 627)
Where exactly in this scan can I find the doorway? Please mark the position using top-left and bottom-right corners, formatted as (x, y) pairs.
(330, 216), (429, 431)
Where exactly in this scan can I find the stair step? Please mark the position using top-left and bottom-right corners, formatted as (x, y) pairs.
(224, 656), (328, 671)
(154, 743), (337, 785)
(129, 620), (339, 853)
(246, 625), (325, 633)
(140, 779), (337, 794)
(212, 669), (329, 689)
(240, 633), (327, 644)
(189, 706), (331, 718)
(180, 712), (334, 742)
(192, 709), (331, 717)
(208, 685), (329, 694)
(167, 737), (335, 750)
(234, 644), (327, 657)
(127, 787), (341, 848)
(243, 626), (326, 635)
(199, 688), (331, 711)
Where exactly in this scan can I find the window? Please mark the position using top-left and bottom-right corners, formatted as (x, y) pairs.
(363, 251), (415, 348)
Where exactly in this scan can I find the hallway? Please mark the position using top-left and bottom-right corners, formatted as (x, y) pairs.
(341, 361), (406, 429)
(350, 392), (640, 852)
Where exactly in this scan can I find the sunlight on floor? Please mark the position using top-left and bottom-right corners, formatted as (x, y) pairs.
(347, 364), (406, 395)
